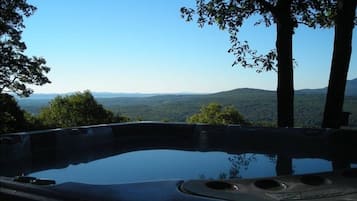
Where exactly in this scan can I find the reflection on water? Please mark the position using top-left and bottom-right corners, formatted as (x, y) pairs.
(28, 150), (338, 185)
(293, 158), (333, 174)
(227, 154), (257, 179)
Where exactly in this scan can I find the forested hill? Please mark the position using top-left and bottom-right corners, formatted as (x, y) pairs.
(296, 78), (357, 96)
(18, 78), (357, 127)
(98, 88), (356, 127)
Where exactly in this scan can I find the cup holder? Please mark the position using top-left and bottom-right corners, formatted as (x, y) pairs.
(205, 181), (238, 191)
(254, 179), (285, 191)
(342, 169), (357, 178)
(300, 175), (327, 186)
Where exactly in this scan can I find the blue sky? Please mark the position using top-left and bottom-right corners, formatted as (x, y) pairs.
(23, 0), (356, 94)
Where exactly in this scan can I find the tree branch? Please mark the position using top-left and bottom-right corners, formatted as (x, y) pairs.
(10, 76), (18, 86)
(256, 0), (276, 14)
(1, 76), (19, 93)
(296, 20), (315, 27)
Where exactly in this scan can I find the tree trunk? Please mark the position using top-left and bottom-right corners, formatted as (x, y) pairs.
(275, 0), (294, 127)
(276, 155), (293, 176)
(322, 0), (356, 128)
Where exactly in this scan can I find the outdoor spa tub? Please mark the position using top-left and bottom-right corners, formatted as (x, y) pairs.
(1, 122), (357, 201)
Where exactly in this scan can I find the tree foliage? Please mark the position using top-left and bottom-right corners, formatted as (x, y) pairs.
(181, 0), (337, 127)
(38, 91), (129, 128)
(181, 0), (332, 71)
(0, 0), (50, 97)
(0, 93), (27, 133)
(187, 102), (248, 125)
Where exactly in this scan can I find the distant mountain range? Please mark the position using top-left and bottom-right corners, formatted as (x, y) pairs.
(18, 92), (202, 100)
(19, 92), (159, 99)
(19, 78), (357, 100)
(17, 78), (357, 127)
(296, 78), (357, 96)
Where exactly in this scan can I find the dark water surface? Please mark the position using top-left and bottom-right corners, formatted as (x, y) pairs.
(2, 123), (355, 186)
(28, 150), (340, 185)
